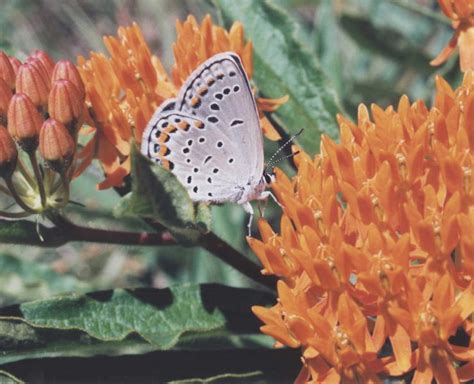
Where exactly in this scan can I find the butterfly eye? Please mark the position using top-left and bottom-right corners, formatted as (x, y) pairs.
(263, 173), (274, 184)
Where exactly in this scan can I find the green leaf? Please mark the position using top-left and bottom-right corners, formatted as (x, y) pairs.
(214, 0), (343, 154)
(114, 144), (211, 244)
(0, 317), (158, 366)
(0, 285), (273, 353)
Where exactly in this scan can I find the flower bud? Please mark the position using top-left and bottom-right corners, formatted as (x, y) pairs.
(51, 60), (85, 101)
(30, 50), (54, 79)
(16, 63), (50, 109)
(0, 78), (12, 125)
(0, 125), (17, 178)
(7, 93), (43, 151)
(8, 56), (21, 75)
(27, 57), (50, 85)
(0, 51), (16, 89)
(39, 118), (75, 172)
(48, 79), (83, 130)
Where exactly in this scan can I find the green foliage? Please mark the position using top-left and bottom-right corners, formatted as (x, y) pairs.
(215, 0), (343, 153)
(115, 144), (211, 245)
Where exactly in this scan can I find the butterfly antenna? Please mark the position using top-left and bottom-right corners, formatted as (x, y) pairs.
(265, 128), (303, 174)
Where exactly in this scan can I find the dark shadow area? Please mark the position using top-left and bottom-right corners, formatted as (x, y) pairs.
(127, 287), (174, 309)
(3, 348), (301, 383)
(200, 284), (274, 334)
(85, 290), (114, 302)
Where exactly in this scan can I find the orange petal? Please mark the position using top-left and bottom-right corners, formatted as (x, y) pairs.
(260, 115), (282, 140)
(257, 95), (289, 112)
(430, 30), (460, 67)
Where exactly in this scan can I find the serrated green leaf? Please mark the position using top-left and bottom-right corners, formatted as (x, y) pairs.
(214, 0), (342, 154)
(8, 285), (273, 349)
(0, 317), (158, 366)
(115, 144), (211, 244)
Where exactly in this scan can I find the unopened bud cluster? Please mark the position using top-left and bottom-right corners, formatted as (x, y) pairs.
(0, 50), (85, 215)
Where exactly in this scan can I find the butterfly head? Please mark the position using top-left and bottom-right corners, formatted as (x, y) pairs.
(262, 171), (275, 186)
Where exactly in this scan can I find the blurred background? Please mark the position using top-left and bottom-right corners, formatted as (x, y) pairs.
(0, 0), (457, 306)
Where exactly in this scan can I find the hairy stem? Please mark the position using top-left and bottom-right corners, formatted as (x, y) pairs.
(47, 213), (176, 246)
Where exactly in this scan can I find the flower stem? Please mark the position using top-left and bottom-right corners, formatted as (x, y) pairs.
(4, 176), (36, 213)
(200, 231), (277, 290)
(46, 213), (175, 246)
(0, 184), (11, 196)
(16, 157), (35, 186)
(28, 152), (46, 208)
(0, 210), (31, 219)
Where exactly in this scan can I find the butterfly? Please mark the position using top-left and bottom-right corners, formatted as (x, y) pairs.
(141, 52), (275, 233)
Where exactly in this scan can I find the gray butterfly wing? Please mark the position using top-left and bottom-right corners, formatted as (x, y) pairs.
(141, 100), (246, 203)
(176, 52), (264, 185)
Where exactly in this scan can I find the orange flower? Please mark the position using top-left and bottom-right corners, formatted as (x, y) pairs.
(250, 71), (474, 383)
(431, 0), (474, 71)
(78, 16), (286, 189)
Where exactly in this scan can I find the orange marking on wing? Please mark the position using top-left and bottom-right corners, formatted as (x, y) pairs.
(159, 144), (169, 157)
(158, 132), (170, 144)
(191, 96), (201, 107)
(198, 86), (208, 96)
(207, 78), (215, 86)
(194, 120), (205, 129)
(178, 121), (190, 130)
(164, 124), (177, 135)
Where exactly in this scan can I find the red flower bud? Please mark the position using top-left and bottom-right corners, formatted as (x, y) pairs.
(16, 63), (50, 109)
(0, 51), (16, 89)
(30, 50), (54, 79)
(39, 118), (75, 172)
(7, 93), (43, 151)
(0, 124), (17, 178)
(51, 60), (85, 101)
(8, 56), (21, 76)
(27, 57), (50, 86)
(48, 79), (83, 129)
(0, 78), (12, 125)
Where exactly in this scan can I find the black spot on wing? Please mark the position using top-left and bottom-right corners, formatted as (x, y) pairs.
(230, 119), (244, 127)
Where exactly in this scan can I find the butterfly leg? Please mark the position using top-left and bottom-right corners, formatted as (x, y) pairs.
(242, 201), (254, 236)
(258, 191), (283, 209)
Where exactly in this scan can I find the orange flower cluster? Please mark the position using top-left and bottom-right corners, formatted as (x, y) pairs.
(0, 50), (85, 216)
(250, 72), (474, 383)
(78, 16), (286, 189)
(432, 0), (474, 71)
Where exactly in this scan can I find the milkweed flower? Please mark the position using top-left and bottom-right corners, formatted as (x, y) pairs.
(78, 15), (286, 189)
(250, 71), (474, 383)
(431, 0), (474, 71)
(0, 50), (85, 217)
